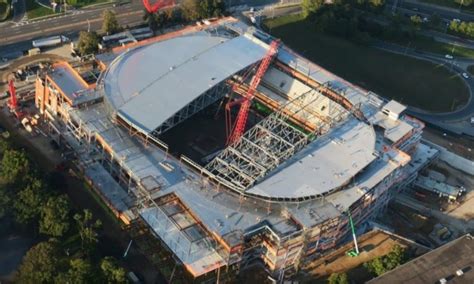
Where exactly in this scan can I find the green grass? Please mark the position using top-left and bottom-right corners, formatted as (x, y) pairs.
(264, 15), (469, 112)
(25, 0), (55, 19)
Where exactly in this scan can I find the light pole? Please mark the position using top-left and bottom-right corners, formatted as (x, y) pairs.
(404, 41), (411, 55)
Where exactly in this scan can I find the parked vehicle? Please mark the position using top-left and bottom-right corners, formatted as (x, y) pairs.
(32, 35), (70, 49)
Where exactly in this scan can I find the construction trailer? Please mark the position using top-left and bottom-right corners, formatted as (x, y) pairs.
(34, 18), (440, 281)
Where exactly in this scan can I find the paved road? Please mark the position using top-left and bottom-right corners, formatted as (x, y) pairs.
(375, 41), (474, 136)
(0, 0), (144, 55)
(11, 0), (26, 23)
(387, 0), (474, 22)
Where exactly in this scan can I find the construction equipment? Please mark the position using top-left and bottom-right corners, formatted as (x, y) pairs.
(225, 40), (279, 145)
(7, 79), (23, 118)
(346, 211), (360, 257)
(142, 0), (174, 13)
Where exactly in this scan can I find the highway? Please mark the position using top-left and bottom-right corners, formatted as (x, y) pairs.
(387, 0), (474, 22)
(0, 0), (145, 56)
(2, 0), (474, 137)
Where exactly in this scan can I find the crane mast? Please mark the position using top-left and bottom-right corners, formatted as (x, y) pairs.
(226, 40), (279, 145)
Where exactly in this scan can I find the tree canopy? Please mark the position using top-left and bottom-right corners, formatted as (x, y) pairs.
(13, 178), (47, 225)
(302, 0), (325, 18)
(74, 209), (102, 254)
(40, 195), (70, 237)
(181, 0), (225, 21)
(77, 31), (100, 56)
(364, 244), (406, 276)
(102, 9), (121, 35)
(1, 149), (29, 184)
(100, 257), (128, 283)
(17, 241), (60, 283)
(143, 10), (166, 31)
(0, 188), (10, 219)
(449, 20), (474, 39)
(54, 258), (94, 284)
(328, 272), (349, 284)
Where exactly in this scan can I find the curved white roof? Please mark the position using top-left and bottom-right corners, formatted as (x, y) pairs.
(102, 34), (268, 134)
(248, 118), (377, 199)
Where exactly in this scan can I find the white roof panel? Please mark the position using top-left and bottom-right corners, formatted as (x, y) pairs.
(102, 34), (268, 133)
(383, 100), (406, 115)
(247, 118), (377, 199)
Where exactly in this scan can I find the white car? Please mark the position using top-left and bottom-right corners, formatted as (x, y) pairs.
(470, 117), (474, 124)
(445, 54), (454, 59)
(462, 72), (469, 79)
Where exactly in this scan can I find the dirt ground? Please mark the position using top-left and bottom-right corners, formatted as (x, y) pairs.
(302, 230), (428, 283)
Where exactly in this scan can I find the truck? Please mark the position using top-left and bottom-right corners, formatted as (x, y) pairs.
(32, 35), (70, 49)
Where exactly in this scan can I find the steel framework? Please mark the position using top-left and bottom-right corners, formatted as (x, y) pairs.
(226, 40), (279, 145)
(205, 88), (345, 193)
(149, 81), (230, 136)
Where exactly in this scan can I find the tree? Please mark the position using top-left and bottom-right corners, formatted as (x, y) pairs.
(181, 0), (224, 21)
(13, 178), (46, 225)
(0, 149), (29, 184)
(54, 258), (94, 284)
(328, 272), (349, 284)
(0, 139), (9, 155)
(74, 209), (102, 253)
(164, 7), (183, 24)
(302, 0), (325, 18)
(0, 188), (10, 219)
(102, 9), (121, 35)
(364, 245), (406, 276)
(17, 241), (60, 283)
(455, 0), (473, 7)
(384, 244), (405, 270)
(77, 31), (99, 56)
(143, 10), (166, 31)
(181, 0), (201, 20)
(410, 15), (422, 29)
(40, 195), (70, 237)
(100, 257), (127, 283)
(368, 0), (384, 8)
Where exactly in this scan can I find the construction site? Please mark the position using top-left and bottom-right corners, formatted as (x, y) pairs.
(27, 17), (441, 281)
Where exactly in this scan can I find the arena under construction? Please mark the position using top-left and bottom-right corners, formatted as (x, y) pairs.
(34, 17), (440, 280)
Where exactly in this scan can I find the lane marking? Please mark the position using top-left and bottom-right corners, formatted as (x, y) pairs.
(1, 10), (142, 44)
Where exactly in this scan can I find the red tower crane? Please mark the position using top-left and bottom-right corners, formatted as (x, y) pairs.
(226, 40), (279, 145)
(7, 79), (22, 118)
(142, 0), (174, 14)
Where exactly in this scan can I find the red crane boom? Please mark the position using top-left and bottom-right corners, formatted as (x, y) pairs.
(226, 40), (279, 145)
(143, 0), (174, 14)
(8, 79), (18, 111)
